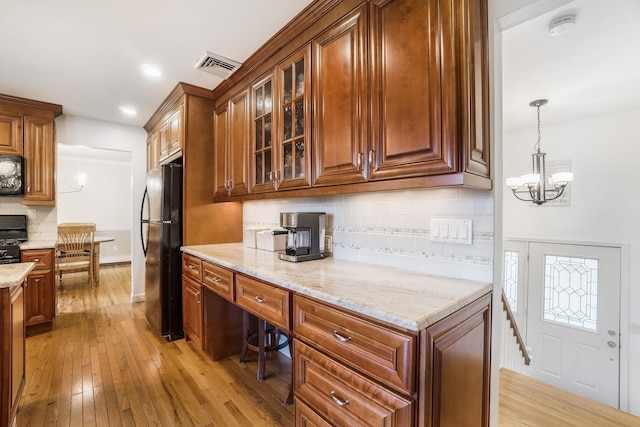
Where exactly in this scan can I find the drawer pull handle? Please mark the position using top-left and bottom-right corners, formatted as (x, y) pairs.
(332, 330), (352, 343)
(330, 391), (349, 406)
(34, 258), (40, 262)
(254, 296), (266, 303)
(188, 264), (197, 270)
(211, 276), (221, 283)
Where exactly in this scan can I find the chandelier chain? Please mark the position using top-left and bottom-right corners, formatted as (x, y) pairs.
(535, 104), (542, 152)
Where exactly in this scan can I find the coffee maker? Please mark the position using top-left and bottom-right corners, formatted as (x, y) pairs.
(278, 212), (327, 262)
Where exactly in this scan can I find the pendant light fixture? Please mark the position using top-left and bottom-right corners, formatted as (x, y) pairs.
(506, 99), (573, 205)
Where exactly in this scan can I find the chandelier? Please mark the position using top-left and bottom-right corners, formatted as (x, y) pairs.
(506, 99), (573, 205)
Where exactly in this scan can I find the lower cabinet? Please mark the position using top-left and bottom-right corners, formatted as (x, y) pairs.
(295, 339), (414, 426)
(180, 252), (492, 427)
(182, 274), (202, 348)
(294, 293), (492, 427)
(0, 282), (25, 427)
(20, 248), (55, 335)
(420, 293), (492, 427)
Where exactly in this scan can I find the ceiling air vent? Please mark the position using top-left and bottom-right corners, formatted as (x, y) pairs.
(194, 51), (242, 79)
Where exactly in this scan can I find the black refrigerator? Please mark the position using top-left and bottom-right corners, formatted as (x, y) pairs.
(140, 163), (184, 341)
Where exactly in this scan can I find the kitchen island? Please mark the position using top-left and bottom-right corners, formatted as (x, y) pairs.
(182, 243), (493, 426)
(0, 262), (35, 427)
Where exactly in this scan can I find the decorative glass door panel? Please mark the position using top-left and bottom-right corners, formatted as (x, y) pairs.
(277, 46), (312, 190)
(251, 73), (275, 193)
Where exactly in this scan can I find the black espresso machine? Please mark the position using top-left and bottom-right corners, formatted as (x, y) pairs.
(278, 212), (326, 262)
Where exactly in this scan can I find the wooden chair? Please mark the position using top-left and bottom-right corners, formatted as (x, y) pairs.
(56, 223), (96, 287)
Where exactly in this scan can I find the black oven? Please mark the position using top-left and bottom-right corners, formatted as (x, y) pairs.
(0, 215), (27, 264)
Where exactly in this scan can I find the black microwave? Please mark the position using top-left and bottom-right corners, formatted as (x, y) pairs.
(0, 155), (24, 196)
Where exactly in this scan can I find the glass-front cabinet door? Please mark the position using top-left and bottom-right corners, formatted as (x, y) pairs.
(276, 45), (312, 191)
(251, 72), (275, 193)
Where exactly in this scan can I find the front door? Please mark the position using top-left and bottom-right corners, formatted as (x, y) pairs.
(527, 242), (621, 408)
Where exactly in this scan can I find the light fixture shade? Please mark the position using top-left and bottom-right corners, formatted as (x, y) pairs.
(506, 177), (522, 189)
(551, 171), (573, 185)
(521, 173), (540, 186)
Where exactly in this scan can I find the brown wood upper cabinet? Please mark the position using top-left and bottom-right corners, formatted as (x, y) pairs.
(0, 94), (61, 205)
(212, 0), (490, 199)
(312, 3), (368, 187)
(368, 0), (490, 183)
(0, 111), (23, 155)
(248, 46), (313, 195)
(214, 88), (250, 199)
(147, 101), (183, 171)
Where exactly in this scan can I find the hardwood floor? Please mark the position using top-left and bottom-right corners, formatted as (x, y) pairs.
(499, 369), (640, 426)
(17, 264), (293, 427)
(16, 264), (640, 426)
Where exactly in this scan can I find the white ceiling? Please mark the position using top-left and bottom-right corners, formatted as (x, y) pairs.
(502, 0), (640, 132)
(1, 0), (638, 133)
(0, 0), (314, 127)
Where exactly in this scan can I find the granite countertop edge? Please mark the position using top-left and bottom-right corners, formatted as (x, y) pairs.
(20, 240), (57, 250)
(182, 243), (493, 332)
(0, 262), (36, 289)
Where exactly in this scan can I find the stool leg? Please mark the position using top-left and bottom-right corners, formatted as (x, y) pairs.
(239, 311), (250, 363)
(257, 318), (266, 381)
(285, 338), (294, 405)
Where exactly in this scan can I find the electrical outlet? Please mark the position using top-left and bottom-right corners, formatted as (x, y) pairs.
(112, 245), (118, 252)
(27, 209), (36, 220)
(325, 235), (333, 253)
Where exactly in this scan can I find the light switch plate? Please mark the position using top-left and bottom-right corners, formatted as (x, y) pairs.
(430, 219), (473, 244)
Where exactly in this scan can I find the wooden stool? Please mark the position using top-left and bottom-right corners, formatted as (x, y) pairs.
(239, 311), (293, 404)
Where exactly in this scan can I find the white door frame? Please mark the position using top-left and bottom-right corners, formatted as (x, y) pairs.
(503, 237), (630, 411)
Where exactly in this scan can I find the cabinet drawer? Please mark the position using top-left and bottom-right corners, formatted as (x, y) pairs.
(182, 253), (202, 281)
(202, 261), (234, 302)
(235, 274), (291, 330)
(295, 339), (414, 427)
(294, 295), (416, 395)
(21, 248), (54, 270)
(294, 397), (332, 427)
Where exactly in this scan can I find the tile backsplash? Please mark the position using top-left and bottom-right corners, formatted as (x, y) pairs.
(0, 198), (57, 241)
(243, 188), (494, 282)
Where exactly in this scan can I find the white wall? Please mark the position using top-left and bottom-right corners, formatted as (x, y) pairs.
(56, 114), (147, 302)
(504, 107), (640, 415)
(57, 145), (132, 264)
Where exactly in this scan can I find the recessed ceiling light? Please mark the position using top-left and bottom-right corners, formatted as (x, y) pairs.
(548, 15), (577, 36)
(140, 64), (162, 78)
(119, 106), (137, 116)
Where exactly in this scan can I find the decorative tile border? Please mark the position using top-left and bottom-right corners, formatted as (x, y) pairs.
(332, 242), (493, 266)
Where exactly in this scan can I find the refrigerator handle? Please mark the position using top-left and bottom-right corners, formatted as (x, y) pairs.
(140, 187), (149, 257)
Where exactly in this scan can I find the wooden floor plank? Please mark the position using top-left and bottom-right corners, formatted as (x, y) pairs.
(15, 264), (640, 426)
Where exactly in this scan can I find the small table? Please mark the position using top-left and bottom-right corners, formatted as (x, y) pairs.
(92, 236), (114, 284)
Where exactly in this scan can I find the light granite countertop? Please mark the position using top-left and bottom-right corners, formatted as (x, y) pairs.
(20, 240), (57, 250)
(181, 243), (492, 332)
(0, 262), (36, 289)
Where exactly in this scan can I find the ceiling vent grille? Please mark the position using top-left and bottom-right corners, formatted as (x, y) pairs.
(194, 51), (242, 79)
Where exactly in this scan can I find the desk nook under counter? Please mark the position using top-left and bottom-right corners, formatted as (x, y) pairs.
(181, 243), (492, 426)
